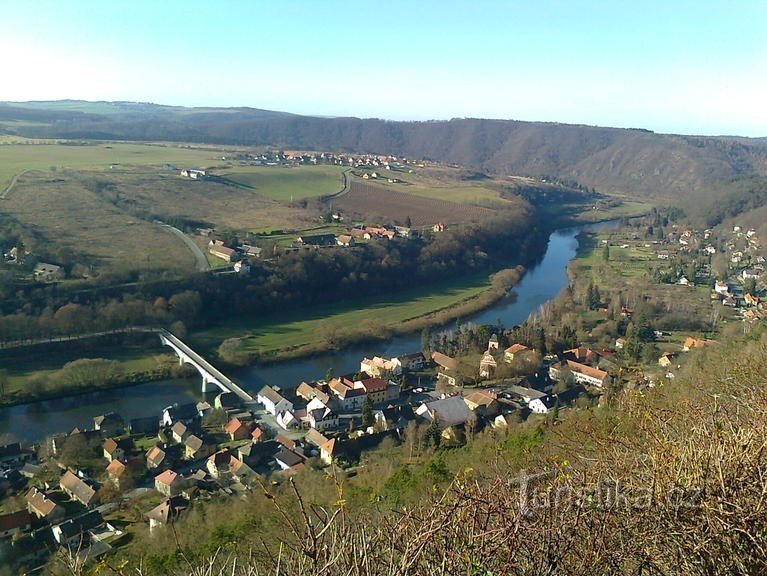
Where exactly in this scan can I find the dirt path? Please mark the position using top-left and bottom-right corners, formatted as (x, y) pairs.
(0, 169), (30, 199)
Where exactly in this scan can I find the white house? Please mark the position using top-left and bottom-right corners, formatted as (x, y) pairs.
(714, 280), (729, 295)
(529, 395), (558, 414)
(257, 386), (293, 416)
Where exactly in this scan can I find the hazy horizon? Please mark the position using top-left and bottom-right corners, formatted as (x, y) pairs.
(1, 0), (766, 137)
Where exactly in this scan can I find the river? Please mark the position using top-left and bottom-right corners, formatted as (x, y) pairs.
(0, 220), (616, 443)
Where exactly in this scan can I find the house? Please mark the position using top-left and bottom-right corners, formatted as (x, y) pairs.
(743, 269), (761, 280)
(233, 260), (251, 274)
(306, 400), (339, 431)
(431, 351), (463, 387)
(102, 438), (124, 462)
(658, 353), (674, 368)
(304, 429), (330, 448)
(682, 337), (709, 352)
(106, 460), (127, 488)
(529, 395), (559, 414)
(360, 356), (402, 378)
(355, 377), (393, 404)
(415, 395), (473, 429)
(394, 226), (412, 238)
(397, 352), (426, 371)
(336, 235), (355, 247)
(433, 222), (445, 232)
(745, 293), (760, 306)
(327, 378), (366, 411)
(161, 403), (200, 427)
(146, 446), (166, 470)
(274, 449), (305, 470)
(33, 262), (64, 281)
(297, 234), (336, 247)
(550, 360), (611, 388)
(714, 280), (730, 295)
(479, 352), (497, 379)
(463, 390), (500, 417)
(504, 343), (531, 363)
(171, 421), (189, 444)
(678, 276), (690, 286)
(52, 510), (104, 549)
(60, 471), (98, 507)
(26, 488), (65, 520)
(320, 438), (338, 465)
(184, 434), (211, 460)
(209, 245), (237, 262)
(93, 412), (124, 435)
(563, 347), (601, 366)
(251, 426), (266, 443)
(257, 386), (294, 416)
(238, 244), (262, 258)
(206, 450), (258, 482)
(154, 469), (184, 497)
(223, 417), (251, 441)
(146, 496), (188, 533)
(0, 509), (32, 539)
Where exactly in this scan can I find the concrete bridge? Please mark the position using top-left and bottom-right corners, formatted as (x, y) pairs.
(157, 329), (253, 401)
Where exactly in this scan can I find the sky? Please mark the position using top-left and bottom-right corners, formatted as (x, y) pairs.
(1, 0), (766, 136)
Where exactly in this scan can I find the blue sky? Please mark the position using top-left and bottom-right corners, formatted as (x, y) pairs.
(1, 1), (766, 135)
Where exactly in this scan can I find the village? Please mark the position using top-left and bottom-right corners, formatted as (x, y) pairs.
(2, 208), (766, 571)
(0, 305), (731, 572)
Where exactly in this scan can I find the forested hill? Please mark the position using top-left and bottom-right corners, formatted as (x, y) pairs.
(2, 100), (767, 212)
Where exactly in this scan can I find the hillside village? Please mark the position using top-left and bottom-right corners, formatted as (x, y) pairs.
(2, 197), (766, 571)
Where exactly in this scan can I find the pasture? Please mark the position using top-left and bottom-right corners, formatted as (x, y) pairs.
(0, 140), (225, 191)
(220, 165), (346, 200)
(360, 165), (504, 205)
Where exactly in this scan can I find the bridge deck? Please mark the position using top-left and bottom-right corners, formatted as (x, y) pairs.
(158, 329), (253, 401)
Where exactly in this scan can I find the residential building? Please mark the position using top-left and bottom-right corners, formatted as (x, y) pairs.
(146, 496), (188, 533)
(93, 412), (124, 435)
(146, 446), (166, 470)
(504, 343), (530, 363)
(154, 470), (184, 497)
(60, 471), (98, 508)
(51, 510), (104, 549)
(257, 386), (293, 416)
(0, 510), (32, 539)
(431, 351), (463, 387)
(26, 488), (65, 520)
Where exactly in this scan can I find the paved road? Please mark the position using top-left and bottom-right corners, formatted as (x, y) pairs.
(0, 169), (30, 199)
(324, 168), (352, 200)
(157, 222), (210, 271)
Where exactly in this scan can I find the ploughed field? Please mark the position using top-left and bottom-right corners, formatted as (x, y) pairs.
(334, 181), (497, 226)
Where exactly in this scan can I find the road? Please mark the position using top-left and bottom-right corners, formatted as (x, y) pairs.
(156, 222), (210, 271)
(0, 169), (30, 199)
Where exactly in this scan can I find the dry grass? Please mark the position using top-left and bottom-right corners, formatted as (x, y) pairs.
(2, 171), (195, 275)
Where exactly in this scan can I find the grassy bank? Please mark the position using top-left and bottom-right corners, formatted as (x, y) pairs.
(192, 267), (523, 363)
(0, 339), (181, 407)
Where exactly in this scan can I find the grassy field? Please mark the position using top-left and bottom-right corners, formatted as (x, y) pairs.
(220, 165), (346, 200)
(355, 168), (504, 205)
(1, 171), (197, 276)
(190, 274), (495, 357)
(0, 141), (227, 191)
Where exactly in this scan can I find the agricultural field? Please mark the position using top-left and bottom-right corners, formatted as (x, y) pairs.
(0, 140), (228, 191)
(334, 181), (496, 226)
(219, 165), (346, 200)
(356, 165), (506, 205)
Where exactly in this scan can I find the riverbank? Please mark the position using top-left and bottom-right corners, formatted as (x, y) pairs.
(189, 266), (524, 366)
(215, 266), (524, 365)
(0, 335), (188, 407)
